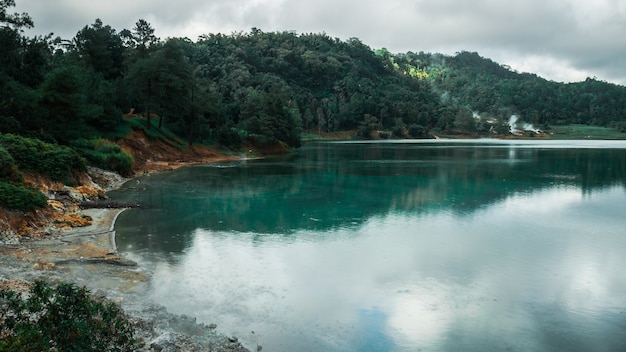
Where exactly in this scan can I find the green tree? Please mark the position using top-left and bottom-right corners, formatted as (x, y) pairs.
(74, 19), (124, 80)
(357, 114), (379, 139)
(126, 39), (192, 131)
(39, 66), (99, 143)
(454, 108), (477, 134)
(120, 19), (159, 62)
(0, 0), (33, 29)
(131, 19), (158, 55)
(0, 1), (48, 136)
(153, 39), (193, 130)
(408, 124), (427, 138)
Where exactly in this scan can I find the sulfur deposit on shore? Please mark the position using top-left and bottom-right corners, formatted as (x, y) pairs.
(0, 166), (250, 352)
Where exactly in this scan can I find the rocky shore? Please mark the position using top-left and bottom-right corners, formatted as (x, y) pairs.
(0, 165), (250, 351)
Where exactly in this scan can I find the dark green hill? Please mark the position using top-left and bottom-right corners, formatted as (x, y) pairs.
(391, 51), (626, 133)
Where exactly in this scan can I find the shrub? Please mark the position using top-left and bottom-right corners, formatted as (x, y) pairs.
(0, 146), (15, 179)
(0, 134), (85, 183)
(408, 124), (426, 138)
(356, 125), (373, 139)
(0, 280), (142, 352)
(0, 181), (47, 212)
(357, 115), (379, 139)
(71, 138), (134, 176)
(391, 125), (405, 138)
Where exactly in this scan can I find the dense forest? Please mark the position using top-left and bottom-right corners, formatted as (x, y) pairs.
(1, 0), (626, 211)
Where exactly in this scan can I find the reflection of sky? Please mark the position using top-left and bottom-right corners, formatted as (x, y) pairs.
(144, 186), (626, 352)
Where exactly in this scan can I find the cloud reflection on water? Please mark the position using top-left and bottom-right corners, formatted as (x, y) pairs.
(144, 185), (626, 352)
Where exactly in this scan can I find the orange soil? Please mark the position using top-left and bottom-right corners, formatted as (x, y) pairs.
(116, 130), (242, 175)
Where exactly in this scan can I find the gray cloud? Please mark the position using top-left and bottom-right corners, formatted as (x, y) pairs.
(14, 0), (626, 84)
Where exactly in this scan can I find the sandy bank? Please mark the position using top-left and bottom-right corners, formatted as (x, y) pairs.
(0, 208), (133, 270)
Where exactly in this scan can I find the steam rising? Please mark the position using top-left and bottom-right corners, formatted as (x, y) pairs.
(508, 115), (541, 135)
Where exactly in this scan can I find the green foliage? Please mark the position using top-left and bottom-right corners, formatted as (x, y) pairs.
(71, 138), (134, 176)
(125, 38), (193, 133)
(397, 51), (626, 132)
(74, 19), (125, 80)
(357, 114), (380, 139)
(0, 134), (85, 183)
(3, 5), (626, 159)
(217, 126), (247, 149)
(0, 280), (142, 351)
(0, 145), (15, 178)
(39, 66), (100, 143)
(0, 181), (47, 211)
(391, 125), (405, 138)
(100, 117), (134, 138)
(408, 124), (427, 138)
(121, 19), (159, 60)
(0, 142), (42, 212)
(0, 0), (34, 29)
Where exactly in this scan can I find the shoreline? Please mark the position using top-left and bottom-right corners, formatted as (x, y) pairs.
(108, 208), (126, 251)
(0, 161), (251, 351)
(73, 207), (129, 253)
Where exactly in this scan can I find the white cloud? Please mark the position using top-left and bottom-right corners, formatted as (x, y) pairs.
(497, 54), (590, 83)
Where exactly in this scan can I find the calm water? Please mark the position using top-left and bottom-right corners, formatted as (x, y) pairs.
(111, 140), (626, 352)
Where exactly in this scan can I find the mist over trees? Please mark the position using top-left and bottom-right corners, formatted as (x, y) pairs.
(2, 0), (626, 150)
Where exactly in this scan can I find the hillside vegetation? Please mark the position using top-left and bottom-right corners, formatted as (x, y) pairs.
(1, 1), (626, 212)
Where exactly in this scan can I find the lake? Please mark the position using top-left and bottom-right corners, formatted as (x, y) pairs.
(111, 139), (626, 352)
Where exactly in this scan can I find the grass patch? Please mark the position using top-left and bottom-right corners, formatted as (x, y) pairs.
(548, 124), (626, 140)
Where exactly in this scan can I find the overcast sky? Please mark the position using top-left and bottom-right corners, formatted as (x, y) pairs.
(14, 0), (626, 85)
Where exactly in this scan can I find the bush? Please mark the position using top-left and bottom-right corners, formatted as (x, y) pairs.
(356, 125), (373, 139)
(357, 115), (379, 139)
(0, 146), (15, 179)
(71, 138), (134, 176)
(391, 125), (405, 138)
(0, 181), (47, 212)
(0, 280), (142, 352)
(0, 134), (86, 183)
(408, 124), (426, 138)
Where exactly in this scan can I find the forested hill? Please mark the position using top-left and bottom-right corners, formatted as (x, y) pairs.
(2, 0), (626, 154)
(396, 51), (626, 130)
(3, 5), (626, 149)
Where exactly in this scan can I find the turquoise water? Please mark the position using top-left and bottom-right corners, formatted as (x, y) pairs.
(112, 140), (626, 351)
